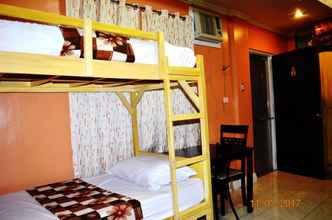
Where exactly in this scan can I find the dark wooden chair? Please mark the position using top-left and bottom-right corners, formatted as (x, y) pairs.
(212, 124), (249, 218)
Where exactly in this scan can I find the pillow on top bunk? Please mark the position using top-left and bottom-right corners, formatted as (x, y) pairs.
(107, 155), (197, 191)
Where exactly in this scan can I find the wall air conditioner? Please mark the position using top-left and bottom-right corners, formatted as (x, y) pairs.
(193, 8), (222, 44)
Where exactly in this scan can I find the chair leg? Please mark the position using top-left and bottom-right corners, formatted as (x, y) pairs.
(212, 187), (219, 219)
(220, 195), (226, 216)
(241, 176), (247, 206)
(220, 183), (227, 216)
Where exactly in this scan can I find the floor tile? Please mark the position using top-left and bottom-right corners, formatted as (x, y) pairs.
(214, 171), (332, 220)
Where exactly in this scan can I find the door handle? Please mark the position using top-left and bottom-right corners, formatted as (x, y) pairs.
(314, 113), (322, 119)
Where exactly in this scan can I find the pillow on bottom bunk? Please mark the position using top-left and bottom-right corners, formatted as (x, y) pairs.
(107, 155), (197, 191)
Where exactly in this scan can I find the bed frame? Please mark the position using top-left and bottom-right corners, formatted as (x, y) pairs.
(0, 4), (214, 220)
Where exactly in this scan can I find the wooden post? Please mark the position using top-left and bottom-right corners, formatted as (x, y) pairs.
(84, 19), (93, 75)
(197, 55), (214, 220)
(130, 91), (141, 156)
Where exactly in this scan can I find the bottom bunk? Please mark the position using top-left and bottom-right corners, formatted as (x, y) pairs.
(0, 156), (206, 220)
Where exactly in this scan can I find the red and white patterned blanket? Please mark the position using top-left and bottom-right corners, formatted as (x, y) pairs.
(60, 26), (135, 62)
(26, 178), (143, 220)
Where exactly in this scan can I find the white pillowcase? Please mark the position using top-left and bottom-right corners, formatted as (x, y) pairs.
(107, 155), (197, 191)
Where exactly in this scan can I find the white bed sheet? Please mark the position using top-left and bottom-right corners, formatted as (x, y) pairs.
(0, 174), (204, 220)
(0, 19), (196, 67)
(0, 19), (64, 56)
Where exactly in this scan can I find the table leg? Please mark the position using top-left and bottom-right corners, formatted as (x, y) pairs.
(247, 150), (253, 213)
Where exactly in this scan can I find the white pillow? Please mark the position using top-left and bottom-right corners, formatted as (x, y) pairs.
(107, 155), (197, 191)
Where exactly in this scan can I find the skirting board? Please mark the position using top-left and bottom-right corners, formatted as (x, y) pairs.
(229, 173), (258, 191)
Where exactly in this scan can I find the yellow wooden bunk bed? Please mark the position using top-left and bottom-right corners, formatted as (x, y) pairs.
(0, 4), (214, 220)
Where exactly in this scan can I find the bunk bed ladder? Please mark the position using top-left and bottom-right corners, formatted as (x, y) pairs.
(163, 54), (214, 220)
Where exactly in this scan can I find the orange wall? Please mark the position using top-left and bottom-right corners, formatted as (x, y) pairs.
(196, 16), (288, 145)
(230, 18), (288, 146)
(0, 0), (65, 14)
(0, 93), (73, 194)
(0, 0), (288, 194)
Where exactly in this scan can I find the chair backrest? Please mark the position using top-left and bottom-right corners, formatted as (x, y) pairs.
(213, 124), (249, 176)
(220, 124), (248, 149)
(215, 124), (249, 172)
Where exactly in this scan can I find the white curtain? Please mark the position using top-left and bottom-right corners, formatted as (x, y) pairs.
(69, 93), (134, 177)
(141, 6), (194, 48)
(138, 89), (200, 153)
(66, 0), (199, 177)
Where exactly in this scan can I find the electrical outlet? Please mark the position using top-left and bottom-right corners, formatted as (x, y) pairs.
(223, 96), (229, 104)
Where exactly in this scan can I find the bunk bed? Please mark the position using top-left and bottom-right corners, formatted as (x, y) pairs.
(0, 3), (214, 220)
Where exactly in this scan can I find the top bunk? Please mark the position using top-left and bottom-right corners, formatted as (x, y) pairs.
(0, 4), (203, 93)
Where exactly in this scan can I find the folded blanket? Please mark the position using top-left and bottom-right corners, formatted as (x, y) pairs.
(26, 178), (143, 220)
(60, 27), (135, 62)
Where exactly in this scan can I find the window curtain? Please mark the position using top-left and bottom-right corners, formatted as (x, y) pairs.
(141, 5), (194, 48)
(66, 0), (140, 28)
(137, 89), (200, 153)
(66, 0), (199, 178)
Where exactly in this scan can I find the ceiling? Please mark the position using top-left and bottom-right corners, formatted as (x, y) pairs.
(184, 0), (332, 34)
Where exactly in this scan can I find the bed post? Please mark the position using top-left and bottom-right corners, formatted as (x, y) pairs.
(197, 55), (214, 220)
(83, 18), (93, 76)
(130, 91), (143, 156)
(158, 31), (181, 220)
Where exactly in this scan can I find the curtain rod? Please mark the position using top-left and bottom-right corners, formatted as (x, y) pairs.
(110, 0), (187, 20)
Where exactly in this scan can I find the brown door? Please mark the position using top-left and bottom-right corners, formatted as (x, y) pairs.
(250, 53), (274, 177)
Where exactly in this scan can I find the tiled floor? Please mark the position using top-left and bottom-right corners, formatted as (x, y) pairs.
(216, 171), (332, 220)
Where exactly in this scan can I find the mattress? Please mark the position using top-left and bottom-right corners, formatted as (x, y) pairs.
(0, 19), (196, 67)
(0, 174), (204, 220)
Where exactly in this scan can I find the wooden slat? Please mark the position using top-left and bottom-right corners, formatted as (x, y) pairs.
(168, 75), (200, 81)
(115, 92), (133, 115)
(0, 81), (135, 92)
(178, 80), (201, 111)
(93, 21), (157, 41)
(0, 52), (85, 76)
(70, 78), (103, 88)
(168, 66), (200, 76)
(31, 76), (58, 87)
(176, 155), (205, 168)
(0, 52), (162, 80)
(172, 113), (201, 122)
(131, 81), (199, 92)
(103, 80), (141, 88)
(92, 60), (160, 79)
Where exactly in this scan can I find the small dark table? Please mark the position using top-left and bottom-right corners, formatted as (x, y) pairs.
(210, 144), (254, 213)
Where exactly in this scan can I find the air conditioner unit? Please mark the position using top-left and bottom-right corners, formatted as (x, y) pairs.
(193, 8), (222, 43)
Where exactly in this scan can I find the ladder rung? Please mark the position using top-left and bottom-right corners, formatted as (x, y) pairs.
(176, 155), (205, 168)
(173, 113), (201, 122)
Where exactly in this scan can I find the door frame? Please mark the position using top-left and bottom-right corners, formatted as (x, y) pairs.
(249, 49), (277, 170)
